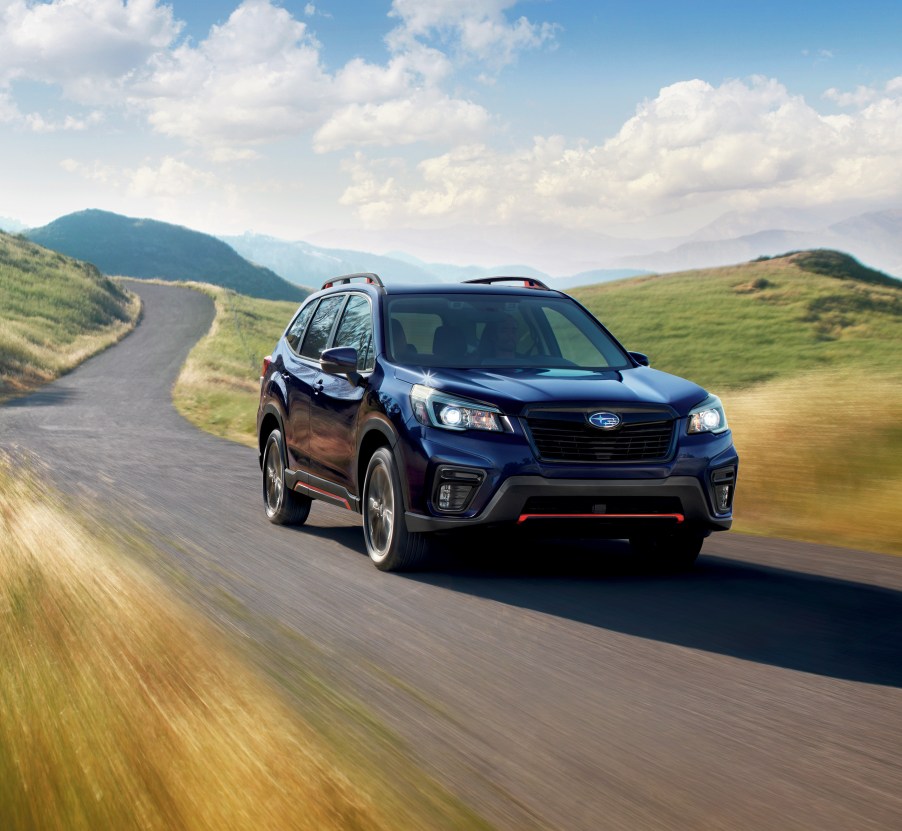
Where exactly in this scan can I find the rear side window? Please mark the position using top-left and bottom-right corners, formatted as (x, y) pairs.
(299, 295), (344, 360)
(285, 302), (316, 353)
(333, 294), (374, 371)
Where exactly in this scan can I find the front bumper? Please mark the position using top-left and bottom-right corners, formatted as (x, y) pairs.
(405, 474), (732, 534)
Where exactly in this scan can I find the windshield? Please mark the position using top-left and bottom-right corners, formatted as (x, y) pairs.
(385, 293), (630, 369)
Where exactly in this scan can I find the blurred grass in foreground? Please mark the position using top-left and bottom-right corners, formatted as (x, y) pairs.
(0, 458), (389, 831)
(726, 368), (902, 555)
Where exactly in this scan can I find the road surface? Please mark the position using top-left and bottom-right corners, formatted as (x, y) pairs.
(2, 281), (900, 830)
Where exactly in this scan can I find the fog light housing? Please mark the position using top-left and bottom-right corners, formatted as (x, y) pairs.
(433, 466), (484, 513)
(711, 467), (736, 514)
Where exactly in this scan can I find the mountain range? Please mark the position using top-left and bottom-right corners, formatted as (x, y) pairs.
(8, 206), (901, 300)
(219, 231), (645, 289)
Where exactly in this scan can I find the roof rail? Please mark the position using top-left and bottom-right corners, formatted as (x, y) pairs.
(463, 276), (551, 290)
(321, 272), (384, 290)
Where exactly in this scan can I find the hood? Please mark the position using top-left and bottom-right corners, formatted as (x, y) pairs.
(393, 364), (707, 416)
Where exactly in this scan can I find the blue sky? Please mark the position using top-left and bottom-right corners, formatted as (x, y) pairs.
(1, 0), (901, 265)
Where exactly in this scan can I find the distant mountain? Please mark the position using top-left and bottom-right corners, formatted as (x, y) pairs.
(220, 233), (438, 285)
(615, 209), (902, 278)
(221, 231), (646, 289)
(27, 210), (308, 302)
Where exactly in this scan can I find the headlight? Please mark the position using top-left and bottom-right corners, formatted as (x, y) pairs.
(411, 384), (505, 432)
(687, 394), (729, 435)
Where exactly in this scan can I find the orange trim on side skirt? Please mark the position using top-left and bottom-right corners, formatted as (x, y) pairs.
(294, 481), (352, 510)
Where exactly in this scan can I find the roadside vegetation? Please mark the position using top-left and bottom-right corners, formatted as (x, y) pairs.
(0, 456), (488, 830)
(168, 251), (902, 555)
(171, 283), (297, 444)
(0, 231), (140, 401)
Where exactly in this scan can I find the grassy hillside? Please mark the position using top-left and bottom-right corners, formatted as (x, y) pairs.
(0, 231), (140, 400)
(27, 210), (309, 303)
(170, 251), (901, 554)
(571, 250), (902, 391)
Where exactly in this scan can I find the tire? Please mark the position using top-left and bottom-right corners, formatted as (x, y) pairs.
(362, 447), (433, 571)
(262, 429), (311, 526)
(629, 527), (705, 571)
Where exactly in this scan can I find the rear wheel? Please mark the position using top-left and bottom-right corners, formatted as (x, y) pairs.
(262, 430), (311, 525)
(363, 447), (432, 571)
(630, 528), (705, 570)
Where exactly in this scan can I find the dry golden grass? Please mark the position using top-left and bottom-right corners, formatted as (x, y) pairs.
(725, 368), (902, 555)
(0, 458), (389, 831)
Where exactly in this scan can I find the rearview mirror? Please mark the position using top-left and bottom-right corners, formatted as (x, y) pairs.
(629, 351), (650, 367)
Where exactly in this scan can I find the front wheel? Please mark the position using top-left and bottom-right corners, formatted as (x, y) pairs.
(363, 447), (432, 571)
(629, 528), (705, 570)
(262, 430), (311, 525)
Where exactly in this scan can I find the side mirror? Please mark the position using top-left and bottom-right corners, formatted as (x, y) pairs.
(629, 351), (650, 367)
(320, 346), (359, 376)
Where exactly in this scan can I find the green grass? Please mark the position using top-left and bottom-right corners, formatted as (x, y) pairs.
(571, 252), (902, 390)
(170, 283), (297, 445)
(0, 231), (140, 399)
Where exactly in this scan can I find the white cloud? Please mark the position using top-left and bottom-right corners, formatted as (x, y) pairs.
(132, 0), (330, 151)
(388, 0), (557, 67)
(338, 77), (902, 230)
(0, 0), (550, 157)
(61, 155), (219, 199)
(24, 110), (103, 132)
(314, 91), (489, 152)
(0, 0), (181, 100)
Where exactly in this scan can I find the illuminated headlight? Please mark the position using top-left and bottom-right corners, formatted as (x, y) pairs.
(411, 384), (505, 432)
(687, 394), (729, 435)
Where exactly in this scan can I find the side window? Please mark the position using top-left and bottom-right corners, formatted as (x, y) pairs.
(299, 295), (344, 360)
(333, 294), (374, 371)
(285, 301), (317, 353)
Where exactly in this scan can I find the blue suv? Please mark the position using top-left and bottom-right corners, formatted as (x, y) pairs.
(257, 274), (737, 571)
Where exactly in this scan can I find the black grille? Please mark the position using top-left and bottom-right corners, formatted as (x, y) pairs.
(525, 416), (674, 462)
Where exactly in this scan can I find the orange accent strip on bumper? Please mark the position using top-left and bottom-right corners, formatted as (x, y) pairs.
(517, 512), (685, 525)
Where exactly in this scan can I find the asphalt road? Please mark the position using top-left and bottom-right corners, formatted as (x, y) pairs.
(2, 281), (901, 830)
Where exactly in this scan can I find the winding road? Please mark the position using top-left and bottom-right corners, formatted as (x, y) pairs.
(2, 281), (901, 830)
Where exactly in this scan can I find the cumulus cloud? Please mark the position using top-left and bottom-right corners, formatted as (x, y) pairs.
(338, 76), (902, 229)
(0, 0), (181, 101)
(0, 0), (547, 156)
(388, 0), (557, 67)
(131, 0), (330, 151)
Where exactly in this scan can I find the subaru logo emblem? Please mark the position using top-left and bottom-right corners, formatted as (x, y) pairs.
(588, 411), (621, 430)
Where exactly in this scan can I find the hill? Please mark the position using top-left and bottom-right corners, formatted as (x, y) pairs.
(0, 231), (140, 398)
(572, 250), (902, 390)
(27, 210), (308, 303)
